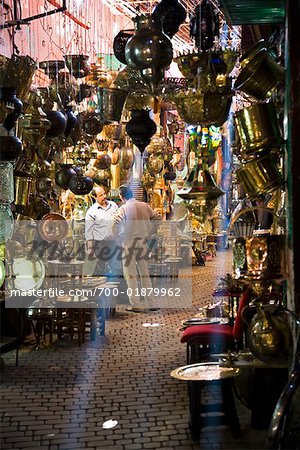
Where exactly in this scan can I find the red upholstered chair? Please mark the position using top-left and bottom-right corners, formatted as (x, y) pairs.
(181, 289), (251, 364)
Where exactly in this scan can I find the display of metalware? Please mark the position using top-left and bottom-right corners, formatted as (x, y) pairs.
(235, 103), (282, 153)
(236, 154), (283, 199)
(172, 89), (232, 126)
(234, 44), (284, 100)
(0, 162), (14, 204)
(97, 87), (128, 123)
(125, 14), (173, 91)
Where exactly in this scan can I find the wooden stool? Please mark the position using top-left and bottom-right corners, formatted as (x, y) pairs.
(171, 362), (241, 440)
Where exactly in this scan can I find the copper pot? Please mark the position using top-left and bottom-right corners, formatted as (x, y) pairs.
(119, 147), (135, 169)
(235, 103), (282, 153)
(236, 155), (283, 199)
(234, 47), (284, 100)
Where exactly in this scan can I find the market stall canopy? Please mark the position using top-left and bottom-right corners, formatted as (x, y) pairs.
(219, 0), (285, 25)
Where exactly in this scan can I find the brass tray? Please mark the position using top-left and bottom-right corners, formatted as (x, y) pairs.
(170, 362), (240, 381)
(181, 317), (221, 327)
(11, 255), (45, 291)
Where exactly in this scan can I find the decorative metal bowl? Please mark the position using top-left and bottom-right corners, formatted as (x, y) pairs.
(175, 50), (238, 80)
(173, 90), (232, 126)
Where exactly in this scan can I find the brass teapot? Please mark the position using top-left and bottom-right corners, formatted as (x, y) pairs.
(245, 301), (293, 364)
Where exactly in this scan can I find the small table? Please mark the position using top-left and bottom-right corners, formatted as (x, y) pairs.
(214, 354), (288, 429)
(171, 362), (241, 440)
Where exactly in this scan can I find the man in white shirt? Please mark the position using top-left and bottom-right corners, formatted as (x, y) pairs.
(113, 185), (161, 312)
(85, 185), (122, 279)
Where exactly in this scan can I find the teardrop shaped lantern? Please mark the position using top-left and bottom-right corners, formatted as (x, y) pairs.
(126, 109), (157, 154)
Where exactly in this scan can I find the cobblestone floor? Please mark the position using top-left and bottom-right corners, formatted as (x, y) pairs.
(1, 250), (267, 449)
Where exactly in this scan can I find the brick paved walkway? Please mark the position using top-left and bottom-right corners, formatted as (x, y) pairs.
(1, 250), (267, 449)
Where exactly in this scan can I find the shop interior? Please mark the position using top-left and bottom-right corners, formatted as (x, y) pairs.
(1, 0), (299, 449)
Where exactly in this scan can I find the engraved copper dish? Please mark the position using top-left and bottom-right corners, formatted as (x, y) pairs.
(39, 213), (69, 243)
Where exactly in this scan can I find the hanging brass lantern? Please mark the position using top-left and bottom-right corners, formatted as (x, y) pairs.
(125, 14), (173, 92)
